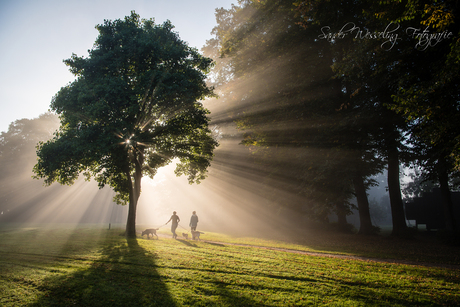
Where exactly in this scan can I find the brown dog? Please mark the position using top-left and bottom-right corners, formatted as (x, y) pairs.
(182, 233), (189, 240)
(142, 228), (158, 239)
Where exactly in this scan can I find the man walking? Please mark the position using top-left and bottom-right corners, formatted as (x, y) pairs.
(189, 211), (199, 231)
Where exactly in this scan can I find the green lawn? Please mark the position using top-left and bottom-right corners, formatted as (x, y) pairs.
(0, 224), (459, 306)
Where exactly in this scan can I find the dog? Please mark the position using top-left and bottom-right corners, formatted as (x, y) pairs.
(141, 228), (158, 239)
(191, 230), (204, 241)
(182, 233), (189, 240)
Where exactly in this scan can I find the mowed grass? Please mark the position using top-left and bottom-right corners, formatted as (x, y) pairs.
(0, 225), (459, 306)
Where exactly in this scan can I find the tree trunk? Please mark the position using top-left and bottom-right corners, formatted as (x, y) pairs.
(353, 172), (374, 235)
(125, 149), (144, 238)
(125, 168), (137, 238)
(387, 144), (408, 236)
(438, 166), (456, 232)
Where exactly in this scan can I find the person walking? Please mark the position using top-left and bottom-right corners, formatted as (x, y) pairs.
(166, 211), (180, 239)
(189, 211), (199, 231)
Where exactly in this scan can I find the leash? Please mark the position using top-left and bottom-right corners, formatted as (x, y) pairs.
(163, 221), (189, 233)
(149, 223), (168, 229)
(177, 223), (190, 233)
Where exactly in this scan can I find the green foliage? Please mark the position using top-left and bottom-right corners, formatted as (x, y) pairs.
(33, 12), (218, 220)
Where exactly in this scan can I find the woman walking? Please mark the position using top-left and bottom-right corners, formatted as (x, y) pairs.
(166, 211), (180, 239)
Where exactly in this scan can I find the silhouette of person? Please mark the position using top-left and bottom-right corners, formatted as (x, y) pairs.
(166, 211), (180, 239)
(189, 211), (199, 231)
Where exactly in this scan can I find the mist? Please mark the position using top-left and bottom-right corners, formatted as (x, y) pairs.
(0, 123), (308, 237)
(0, 108), (397, 243)
(0, 114), (350, 239)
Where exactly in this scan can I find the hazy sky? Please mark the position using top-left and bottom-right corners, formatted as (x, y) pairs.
(0, 0), (234, 133)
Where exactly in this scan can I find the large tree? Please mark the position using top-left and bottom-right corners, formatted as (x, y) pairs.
(33, 12), (218, 238)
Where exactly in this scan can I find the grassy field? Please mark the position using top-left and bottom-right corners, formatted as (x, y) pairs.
(0, 224), (459, 306)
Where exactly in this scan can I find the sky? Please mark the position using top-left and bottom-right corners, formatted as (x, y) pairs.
(0, 0), (235, 133)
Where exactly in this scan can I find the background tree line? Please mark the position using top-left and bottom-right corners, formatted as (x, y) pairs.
(203, 0), (460, 236)
(0, 113), (128, 224)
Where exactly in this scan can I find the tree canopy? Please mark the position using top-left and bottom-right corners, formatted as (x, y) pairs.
(33, 12), (218, 237)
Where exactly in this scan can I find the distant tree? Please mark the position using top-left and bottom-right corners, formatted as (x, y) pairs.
(402, 168), (438, 201)
(368, 197), (390, 226)
(404, 140), (460, 232)
(33, 12), (218, 238)
(1, 113), (59, 172)
(0, 113), (59, 216)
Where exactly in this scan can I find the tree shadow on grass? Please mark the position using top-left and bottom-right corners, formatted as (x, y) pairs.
(28, 233), (176, 307)
(176, 239), (198, 247)
(202, 241), (226, 247)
